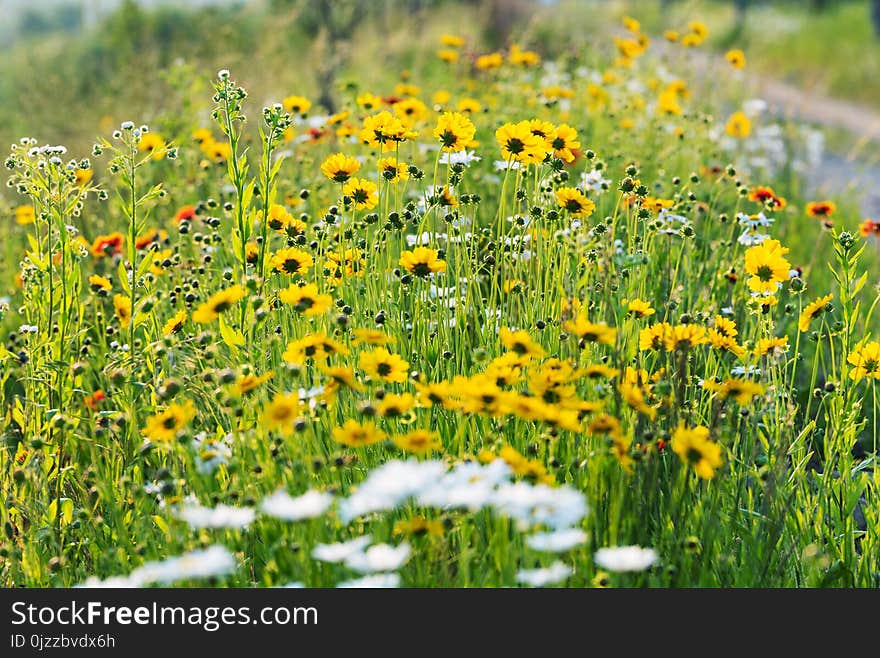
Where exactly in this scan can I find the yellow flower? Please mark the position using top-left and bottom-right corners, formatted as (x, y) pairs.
(137, 132), (166, 159)
(509, 44), (540, 66)
(703, 378), (765, 405)
(611, 433), (634, 473)
(725, 111), (752, 139)
(433, 112), (476, 152)
(88, 274), (112, 292)
(192, 128), (213, 144)
(333, 419), (386, 448)
(672, 423), (723, 479)
(847, 341), (880, 381)
(639, 322), (672, 351)
(278, 283), (332, 315)
(320, 153), (361, 183)
(619, 381), (657, 420)
(282, 332), (349, 364)
(592, 571), (612, 588)
(393, 516), (444, 537)
(15, 205), (36, 225)
(664, 324), (707, 351)
(495, 121), (546, 165)
(262, 392), (300, 434)
(258, 204), (293, 232)
(475, 52), (504, 69)
(744, 239), (790, 294)
(399, 247), (447, 277)
(556, 187), (595, 218)
(437, 48), (460, 63)
(622, 16), (640, 33)
(799, 294), (833, 332)
(359, 347), (410, 383)
(625, 298), (655, 319)
(342, 177), (379, 210)
(657, 90), (682, 116)
(319, 365), (365, 392)
(113, 294), (132, 328)
(432, 90), (452, 105)
(234, 371), (273, 395)
(498, 445), (553, 484)
(563, 315), (616, 345)
(142, 401), (195, 442)
(377, 392), (417, 418)
(440, 34), (465, 48)
(74, 168), (93, 187)
(352, 328), (394, 346)
(456, 98), (482, 114)
(550, 124), (580, 163)
(500, 327), (546, 358)
(414, 380), (455, 408)
(583, 364), (620, 379)
(393, 97), (429, 124)
(689, 21), (709, 39)
(282, 95), (311, 114)
(192, 285), (246, 323)
(754, 335), (789, 357)
(202, 139), (231, 162)
(162, 309), (187, 336)
(725, 49), (746, 69)
(394, 429), (441, 455)
(360, 111), (418, 150)
(270, 247), (314, 276)
(377, 157), (409, 183)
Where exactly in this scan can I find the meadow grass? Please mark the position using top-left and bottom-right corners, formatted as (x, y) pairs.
(1, 4), (880, 588)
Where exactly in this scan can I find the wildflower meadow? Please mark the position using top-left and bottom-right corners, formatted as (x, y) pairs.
(2, 1), (880, 590)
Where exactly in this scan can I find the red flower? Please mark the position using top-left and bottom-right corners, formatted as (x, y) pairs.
(175, 205), (196, 222)
(85, 389), (106, 410)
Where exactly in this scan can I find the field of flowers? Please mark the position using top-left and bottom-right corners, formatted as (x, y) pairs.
(2, 10), (879, 588)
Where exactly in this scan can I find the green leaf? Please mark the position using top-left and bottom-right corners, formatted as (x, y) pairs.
(152, 515), (170, 534)
(61, 498), (74, 525)
(219, 315), (245, 348)
(118, 260), (131, 295)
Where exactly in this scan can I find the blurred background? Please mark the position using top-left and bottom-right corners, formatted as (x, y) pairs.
(0, 0), (879, 158)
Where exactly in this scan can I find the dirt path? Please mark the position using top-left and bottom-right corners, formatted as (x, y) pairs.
(758, 77), (880, 144)
(678, 45), (880, 218)
(759, 78), (880, 219)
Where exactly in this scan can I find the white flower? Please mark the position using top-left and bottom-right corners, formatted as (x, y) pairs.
(84, 545), (238, 587)
(345, 543), (411, 573)
(737, 231), (770, 246)
(594, 545), (658, 572)
(492, 482), (589, 529)
(580, 169), (610, 194)
(418, 459), (511, 510)
(516, 561), (572, 587)
(337, 573), (401, 588)
(731, 365), (762, 377)
(742, 98), (768, 117)
(526, 528), (587, 553)
(737, 211), (773, 228)
(338, 460), (447, 522)
(439, 150), (481, 166)
(261, 489), (333, 521)
(278, 582), (305, 588)
(494, 159), (521, 171)
(312, 536), (373, 564)
(176, 503), (255, 529)
(191, 432), (232, 474)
